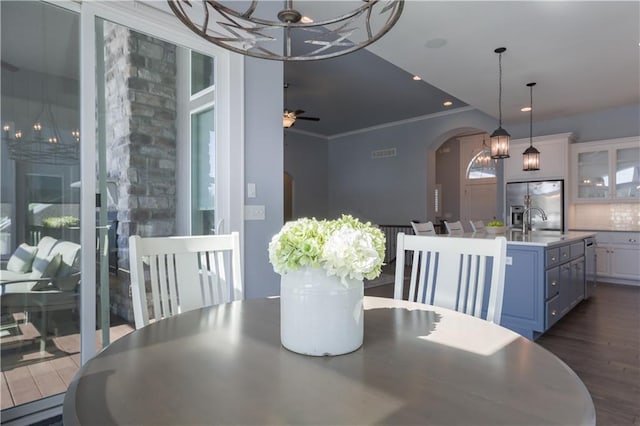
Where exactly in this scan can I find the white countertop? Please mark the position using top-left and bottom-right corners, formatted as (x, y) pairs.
(443, 230), (596, 247)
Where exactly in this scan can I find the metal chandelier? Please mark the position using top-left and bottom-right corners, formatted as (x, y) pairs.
(167, 0), (405, 61)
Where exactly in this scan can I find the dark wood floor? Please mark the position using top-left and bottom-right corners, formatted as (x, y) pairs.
(366, 279), (640, 426)
(537, 283), (640, 426)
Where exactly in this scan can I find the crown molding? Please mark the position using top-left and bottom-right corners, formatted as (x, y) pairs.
(327, 106), (476, 140)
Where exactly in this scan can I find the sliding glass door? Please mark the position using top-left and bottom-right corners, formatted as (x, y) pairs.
(93, 17), (217, 348)
(1, 0), (81, 416)
(1, 1), (240, 421)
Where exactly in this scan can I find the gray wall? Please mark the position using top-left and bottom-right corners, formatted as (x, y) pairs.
(328, 108), (498, 224)
(284, 130), (328, 219)
(286, 103), (638, 227)
(243, 56), (284, 299)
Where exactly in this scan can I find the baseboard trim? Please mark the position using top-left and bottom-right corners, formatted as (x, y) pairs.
(596, 278), (640, 287)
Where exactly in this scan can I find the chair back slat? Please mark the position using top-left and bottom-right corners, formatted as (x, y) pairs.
(129, 233), (243, 329)
(174, 252), (202, 313)
(430, 251), (460, 310)
(199, 251), (217, 306)
(469, 255), (482, 316)
(149, 256), (163, 320)
(416, 252), (428, 304)
(394, 233), (507, 324)
(459, 253), (471, 312)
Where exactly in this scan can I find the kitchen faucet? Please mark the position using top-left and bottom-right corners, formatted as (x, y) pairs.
(522, 207), (548, 233)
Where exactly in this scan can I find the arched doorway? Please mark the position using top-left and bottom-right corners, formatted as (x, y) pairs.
(427, 128), (499, 232)
(458, 133), (498, 227)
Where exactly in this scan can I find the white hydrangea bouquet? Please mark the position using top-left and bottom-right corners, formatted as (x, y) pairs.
(268, 215), (386, 283)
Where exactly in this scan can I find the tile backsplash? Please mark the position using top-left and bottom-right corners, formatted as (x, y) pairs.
(570, 203), (640, 231)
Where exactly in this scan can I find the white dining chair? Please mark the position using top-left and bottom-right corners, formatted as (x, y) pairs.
(444, 220), (465, 235)
(393, 233), (507, 324)
(129, 232), (243, 329)
(410, 220), (436, 236)
(470, 220), (486, 233)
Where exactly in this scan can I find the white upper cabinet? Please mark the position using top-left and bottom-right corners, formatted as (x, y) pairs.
(571, 136), (640, 203)
(503, 133), (573, 182)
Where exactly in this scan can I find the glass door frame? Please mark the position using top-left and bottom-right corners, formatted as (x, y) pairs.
(2, 1), (244, 422)
(79, 0), (245, 362)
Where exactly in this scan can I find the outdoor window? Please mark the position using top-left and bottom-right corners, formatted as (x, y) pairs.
(191, 106), (215, 234)
(466, 149), (497, 179)
(191, 51), (214, 97)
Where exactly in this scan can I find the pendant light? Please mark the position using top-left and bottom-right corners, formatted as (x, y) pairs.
(490, 47), (510, 159)
(523, 82), (540, 171)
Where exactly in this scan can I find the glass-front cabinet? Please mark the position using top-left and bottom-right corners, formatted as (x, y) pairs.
(615, 146), (640, 199)
(576, 149), (609, 199)
(572, 137), (640, 202)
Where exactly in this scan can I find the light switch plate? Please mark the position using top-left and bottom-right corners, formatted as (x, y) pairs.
(247, 183), (256, 198)
(245, 205), (265, 221)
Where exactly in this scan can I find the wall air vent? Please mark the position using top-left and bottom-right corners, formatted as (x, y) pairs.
(371, 148), (397, 159)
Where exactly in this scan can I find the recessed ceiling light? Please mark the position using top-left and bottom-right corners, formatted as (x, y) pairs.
(426, 38), (447, 49)
(521, 106), (532, 112)
(300, 16), (314, 23)
(443, 101), (453, 107)
(413, 75), (422, 81)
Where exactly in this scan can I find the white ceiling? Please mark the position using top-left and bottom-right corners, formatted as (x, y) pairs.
(2, 1), (637, 139)
(286, 1), (640, 137)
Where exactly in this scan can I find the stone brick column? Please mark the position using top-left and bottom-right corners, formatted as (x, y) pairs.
(103, 23), (177, 321)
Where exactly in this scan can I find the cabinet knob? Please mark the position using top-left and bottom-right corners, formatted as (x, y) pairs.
(551, 281), (557, 286)
(551, 310), (557, 317)
(552, 256), (556, 261)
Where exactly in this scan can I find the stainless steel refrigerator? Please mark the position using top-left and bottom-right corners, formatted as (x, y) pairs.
(506, 180), (564, 231)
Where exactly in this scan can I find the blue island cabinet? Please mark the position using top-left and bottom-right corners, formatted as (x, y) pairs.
(501, 245), (546, 339)
(500, 239), (586, 340)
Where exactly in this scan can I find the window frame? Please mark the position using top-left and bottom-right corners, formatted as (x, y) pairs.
(465, 149), (497, 182)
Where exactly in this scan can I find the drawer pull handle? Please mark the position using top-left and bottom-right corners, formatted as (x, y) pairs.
(630, 239), (637, 243)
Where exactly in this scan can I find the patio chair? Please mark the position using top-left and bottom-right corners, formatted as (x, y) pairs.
(1, 236), (81, 350)
(393, 232), (507, 324)
(129, 232), (243, 329)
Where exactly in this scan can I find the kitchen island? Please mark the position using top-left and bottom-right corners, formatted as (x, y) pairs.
(445, 230), (596, 339)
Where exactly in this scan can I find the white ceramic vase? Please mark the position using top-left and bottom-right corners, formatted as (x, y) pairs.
(280, 266), (364, 356)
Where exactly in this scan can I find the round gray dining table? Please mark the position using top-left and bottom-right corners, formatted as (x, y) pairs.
(63, 296), (595, 425)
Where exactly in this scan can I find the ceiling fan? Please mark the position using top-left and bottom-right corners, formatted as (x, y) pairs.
(283, 109), (320, 128)
(283, 83), (319, 128)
